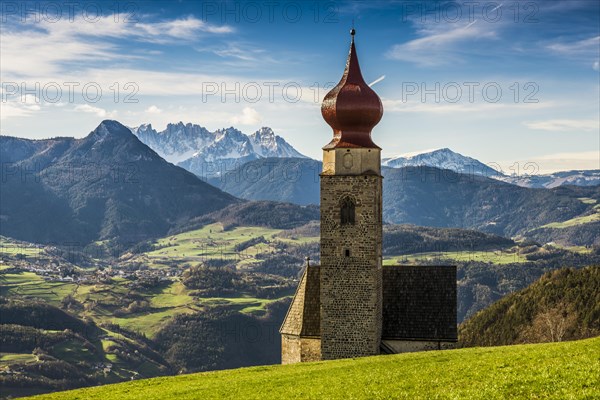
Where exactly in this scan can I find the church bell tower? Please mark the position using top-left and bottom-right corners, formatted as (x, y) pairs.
(319, 29), (384, 360)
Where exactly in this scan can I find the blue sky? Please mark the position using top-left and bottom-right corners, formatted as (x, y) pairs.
(1, 0), (598, 172)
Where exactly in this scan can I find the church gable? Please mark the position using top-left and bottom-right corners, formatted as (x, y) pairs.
(280, 264), (320, 337)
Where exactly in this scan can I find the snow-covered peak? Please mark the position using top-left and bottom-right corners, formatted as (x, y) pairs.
(252, 126), (275, 140)
(214, 127), (246, 142)
(386, 148), (448, 161)
(249, 127), (305, 158)
(496, 169), (600, 188)
(129, 123), (306, 175)
(130, 123), (154, 135)
(383, 148), (500, 177)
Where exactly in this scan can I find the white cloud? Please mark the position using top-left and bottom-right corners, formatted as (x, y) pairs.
(496, 151), (599, 174)
(135, 16), (233, 40)
(212, 43), (268, 62)
(534, 151), (598, 161)
(0, 94), (43, 119)
(386, 20), (499, 66)
(22, 94), (40, 105)
(0, 14), (233, 78)
(593, 60), (599, 71)
(230, 107), (262, 125)
(547, 36), (600, 68)
(547, 36), (600, 55)
(0, 102), (37, 120)
(383, 98), (555, 114)
(74, 104), (116, 118)
(524, 119), (599, 132)
(145, 105), (162, 114)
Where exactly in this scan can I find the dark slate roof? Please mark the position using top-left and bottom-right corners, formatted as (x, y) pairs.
(382, 265), (457, 341)
(281, 264), (457, 341)
(280, 265), (320, 337)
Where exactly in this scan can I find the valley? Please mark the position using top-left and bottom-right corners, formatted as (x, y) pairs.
(2, 216), (599, 399)
(1, 121), (599, 398)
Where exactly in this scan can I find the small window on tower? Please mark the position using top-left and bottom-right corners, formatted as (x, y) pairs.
(345, 249), (350, 257)
(340, 197), (355, 225)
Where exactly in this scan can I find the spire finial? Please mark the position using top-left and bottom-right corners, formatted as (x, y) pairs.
(350, 20), (355, 40)
(321, 26), (384, 150)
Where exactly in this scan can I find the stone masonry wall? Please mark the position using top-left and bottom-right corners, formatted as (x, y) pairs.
(281, 335), (321, 363)
(281, 334), (301, 364)
(320, 172), (383, 360)
(300, 338), (321, 362)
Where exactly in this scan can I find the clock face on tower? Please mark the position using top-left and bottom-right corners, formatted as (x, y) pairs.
(343, 152), (354, 169)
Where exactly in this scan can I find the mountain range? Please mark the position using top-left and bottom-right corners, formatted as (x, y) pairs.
(131, 123), (599, 187)
(2, 120), (599, 247)
(382, 148), (501, 177)
(497, 170), (600, 188)
(0, 121), (237, 245)
(206, 157), (599, 242)
(131, 123), (306, 178)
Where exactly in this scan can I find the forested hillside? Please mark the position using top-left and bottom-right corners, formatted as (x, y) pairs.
(459, 266), (600, 347)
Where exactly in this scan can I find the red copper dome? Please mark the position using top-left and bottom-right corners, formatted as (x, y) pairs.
(321, 29), (383, 149)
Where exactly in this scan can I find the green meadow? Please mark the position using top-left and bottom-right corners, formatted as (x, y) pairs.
(134, 223), (318, 269)
(26, 337), (600, 400)
(384, 248), (528, 265)
(540, 212), (600, 229)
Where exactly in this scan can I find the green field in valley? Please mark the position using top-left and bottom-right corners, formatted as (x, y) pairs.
(539, 213), (600, 229)
(384, 248), (528, 265)
(25, 337), (600, 400)
(538, 200), (600, 229)
(131, 223), (318, 270)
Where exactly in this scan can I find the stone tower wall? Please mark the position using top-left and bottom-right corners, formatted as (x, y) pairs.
(320, 164), (383, 360)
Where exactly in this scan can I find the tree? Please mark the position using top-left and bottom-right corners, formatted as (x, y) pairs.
(522, 301), (578, 343)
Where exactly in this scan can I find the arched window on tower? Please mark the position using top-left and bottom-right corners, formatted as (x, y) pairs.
(340, 197), (355, 225)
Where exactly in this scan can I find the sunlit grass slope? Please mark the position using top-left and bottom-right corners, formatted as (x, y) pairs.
(28, 337), (599, 400)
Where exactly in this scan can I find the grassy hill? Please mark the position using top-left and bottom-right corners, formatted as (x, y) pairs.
(25, 337), (600, 400)
(459, 266), (600, 347)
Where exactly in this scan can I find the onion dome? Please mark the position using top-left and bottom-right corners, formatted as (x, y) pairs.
(321, 29), (384, 149)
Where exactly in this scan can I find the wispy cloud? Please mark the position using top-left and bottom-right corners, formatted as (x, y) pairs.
(212, 43), (268, 62)
(136, 16), (233, 38)
(0, 101), (38, 120)
(547, 36), (600, 70)
(495, 151), (599, 174)
(0, 14), (233, 78)
(524, 119), (599, 132)
(383, 98), (555, 114)
(386, 19), (500, 66)
(547, 36), (600, 54)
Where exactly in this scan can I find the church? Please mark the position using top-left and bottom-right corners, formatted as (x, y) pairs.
(280, 30), (457, 363)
